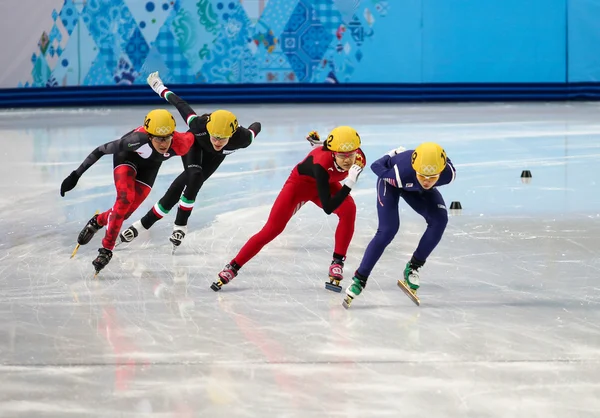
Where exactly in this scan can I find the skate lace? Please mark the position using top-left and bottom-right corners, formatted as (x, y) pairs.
(89, 217), (101, 231)
(172, 230), (185, 241)
(97, 249), (112, 262)
(121, 227), (136, 242)
(407, 268), (420, 286)
(329, 262), (344, 277)
(219, 265), (237, 283)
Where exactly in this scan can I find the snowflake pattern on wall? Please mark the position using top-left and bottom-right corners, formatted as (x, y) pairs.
(21, 0), (386, 87)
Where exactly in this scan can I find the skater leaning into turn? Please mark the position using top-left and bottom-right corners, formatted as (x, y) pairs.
(117, 71), (261, 252)
(59, 109), (194, 275)
(343, 142), (456, 307)
(211, 127), (366, 292)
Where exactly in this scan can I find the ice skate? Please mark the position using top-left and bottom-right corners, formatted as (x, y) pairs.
(92, 248), (113, 277)
(78, 213), (103, 245)
(325, 259), (344, 292)
(71, 211), (100, 258)
(211, 263), (238, 291)
(397, 261), (421, 306)
(115, 220), (142, 247)
(342, 272), (367, 309)
(169, 225), (187, 254)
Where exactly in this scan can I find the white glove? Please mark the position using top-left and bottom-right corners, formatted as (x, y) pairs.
(387, 146), (406, 157)
(345, 164), (363, 189)
(147, 71), (168, 97)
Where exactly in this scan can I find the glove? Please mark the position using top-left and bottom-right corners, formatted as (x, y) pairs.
(345, 164), (363, 189)
(387, 146), (406, 157)
(306, 131), (322, 147)
(60, 171), (80, 197)
(248, 122), (261, 137)
(147, 71), (168, 97)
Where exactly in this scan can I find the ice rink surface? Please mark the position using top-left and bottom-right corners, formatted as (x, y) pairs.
(0, 102), (599, 417)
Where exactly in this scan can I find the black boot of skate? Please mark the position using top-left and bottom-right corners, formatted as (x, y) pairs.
(77, 214), (103, 245)
(92, 248), (113, 275)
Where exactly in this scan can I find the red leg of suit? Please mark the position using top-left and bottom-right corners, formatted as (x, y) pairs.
(97, 165), (151, 250)
(310, 182), (356, 257)
(233, 179), (305, 267)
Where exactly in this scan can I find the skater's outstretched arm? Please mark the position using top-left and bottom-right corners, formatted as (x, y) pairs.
(147, 71), (261, 149)
(60, 131), (147, 196)
(147, 71), (197, 124)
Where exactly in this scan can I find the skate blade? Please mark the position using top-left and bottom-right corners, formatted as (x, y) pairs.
(210, 282), (222, 292)
(171, 245), (178, 255)
(325, 279), (342, 293)
(342, 295), (353, 309)
(397, 280), (420, 306)
(70, 243), (81, 259)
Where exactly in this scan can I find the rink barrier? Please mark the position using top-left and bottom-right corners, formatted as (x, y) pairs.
(1, 83), (600, 107)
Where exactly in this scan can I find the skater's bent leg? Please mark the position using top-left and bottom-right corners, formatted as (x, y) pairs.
(332, 194), (356, 257)
(124, 181), (152, 220)
(101, 165), (137, 250)
(311, 182), (357, 258)
(357, 179), (401, 277)
(401, 188), (448, 262)
(141, 171), (187, 229)
(174, 168), (204, 227)
(232, 183), (299, 267)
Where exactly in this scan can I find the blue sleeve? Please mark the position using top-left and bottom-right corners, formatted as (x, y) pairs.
(371, 154), (401, 188)
(437, 158), (457, 186)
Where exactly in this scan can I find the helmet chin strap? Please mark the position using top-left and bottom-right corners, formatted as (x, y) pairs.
(332, 156), (345, 172)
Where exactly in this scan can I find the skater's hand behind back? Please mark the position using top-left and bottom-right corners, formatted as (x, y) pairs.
(306, 131), (322, 146)
(60, 171), (80, 197)
(387, 146), (406, 157)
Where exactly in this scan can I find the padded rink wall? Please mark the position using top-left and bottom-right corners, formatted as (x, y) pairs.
(1, 0), (600, 107)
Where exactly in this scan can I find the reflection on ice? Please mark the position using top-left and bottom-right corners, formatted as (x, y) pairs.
(0, 103), (599, 417)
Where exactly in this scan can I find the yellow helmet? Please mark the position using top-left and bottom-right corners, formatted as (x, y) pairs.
(144, 109), (176, 137)
(411, 142), (447, 176)
(207, 109), (238, 138)
(325, 126), (361, 152)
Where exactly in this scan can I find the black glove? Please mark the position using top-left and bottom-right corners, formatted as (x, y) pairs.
(306, 130), (322, 146)
(60, 171), (80, 197)
(248, 122), (261, 137)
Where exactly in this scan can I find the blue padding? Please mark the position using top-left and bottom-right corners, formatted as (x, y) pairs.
(1, 84), (599, 107)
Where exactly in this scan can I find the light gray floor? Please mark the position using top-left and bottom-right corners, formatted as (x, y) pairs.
(1, 103), (599, 417)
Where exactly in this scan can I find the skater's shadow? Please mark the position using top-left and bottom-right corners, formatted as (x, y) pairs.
(213, 287), (251, 294)
(345, 304), (397, 311)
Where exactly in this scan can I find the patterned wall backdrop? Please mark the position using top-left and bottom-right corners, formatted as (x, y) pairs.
(20, 0), (389, 87)
(8, 0), (600, 89)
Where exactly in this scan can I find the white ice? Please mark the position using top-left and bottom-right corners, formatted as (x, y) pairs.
(0, 103), (599, 417)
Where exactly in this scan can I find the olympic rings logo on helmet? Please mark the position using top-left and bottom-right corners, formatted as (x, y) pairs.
(337, 142), (357, 152)
(154, 126), (173, 136)
(419, 165), (439, 176)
